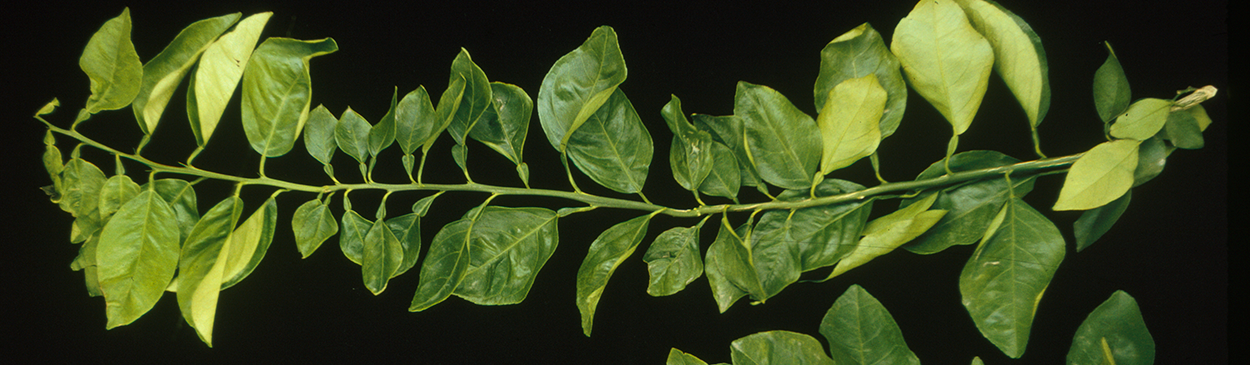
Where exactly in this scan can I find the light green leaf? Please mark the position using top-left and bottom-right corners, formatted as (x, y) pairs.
(335, 107), (372, 165)
(425, 76), (466, 153)
(696, 141), (741, 201)
(1054, 139), (1140, 211)
(694, 114), (761, 188)
(339, 210), (370, 265)
(817, 74), (885, 175)
(81, 8), (143, 114)
(304, 105), (338, 165)
(367, 87), (399, 156)
(538, 26), (627, 152)
(145, 179), (199, 243)
(446, 48), (494, 146)
(735, 81), (821, 190)
(218, 195), (277, 290)
(960, 197), (1065, 358)
(892, 0), (994, 135)
(97, 190), (180, 329)
(663, 95), (714, 191)
(188, 12), (271, 146)
(363, 218), (403, 295)
(827, 194), (946, 280)
(821, 285), (920, 365)
(1109, 98), (1170, 141)
(815, 22), (907, 138)
(97, 175), (141, 223)
(730, 331), (835, 365)
(395, 86), (439, 155)
(60, 159), (108, 243)
(409, 209), (479, 312)
(565, 88), (653, 194)
(955, 0), (1050, 127)
(38, 98), (61, 117)
(972, 357), (985, 365)
(453, 207), (559, 305)
(385, 213), (421, 277)
(469, 82), (532, 166)
(643, 220), (706, 297)
(903, 150), (1036, 254)
(1093, 42), (1131, 124)
(42, 131), (65, 200)
(576, 214), (652, 336)
(292, 198), (338, 258)
(1074, 190), (1131, 252)
(704, 219), (759, 312)
(70, 236), (103, 297)
(174, 196), (243, 347)
(1067, 291), (1155, 365)
(241, 37), (337, 157)
(772, 179), (873, 271)
(666, 348), (711, 365)
(133, 13), (240, 135)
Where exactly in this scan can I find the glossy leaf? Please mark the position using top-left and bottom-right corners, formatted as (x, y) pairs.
(956, 0), (1050, 127)
(666, 348), (712, 365)
(1109, 98), (1170, 141)
(385, 213), (421, 277)
(335, 107), (372, 165)
(1163, 106), (1205, 149)
(409, 211), (477, 312)
(425, 76), (466, 153)
(146, 179), (200, 242)
(816, 74), (885, 174)
(97, 175), (141, 223)
(663, 95), (714, 191)
(961, 197), (1065, 358)
(565, 88), (653, 194)
(96, 190), (180, 329)
(821, 285), (920, 365)
(339, 210), (370, 265)
(1054, 139), (1139, 211)
(241, 37), (337, 157)
(904, 150), (1036, 254)
(292, 198), (338, 258)
(1067, 291), (1155, 365)
(730, 331), (835, 365)
(735, 81), (821, 190)
(694, 114), (761, 188)
(453, 207), (559, 305)
(174, 196), (243, 347)
(446, 49), (494, 146)
(1131, 137), (1173, 188)
(469, 82), (532, 165)
(395, 86), (439, 155)
(81, 8), (142, 114)
(367, 88), (399, 156)
(576, 214), (652, 336)
(1093, 42), (1131, 124)
(362, 218), (403, 295)
(704, 220), (760, 312)
(771, 179), (873, 271)
(188, 12), (271, 146)
(643, 221), (706, 297)
(304, 105), (338, 165)
(827, 194), (946, 280)
(892, 0), (994, 135)
(218, 195), (277, 290)
(1074, 190), (1131, 252)
(133, 13), (239, 135)
(697, 141), (742, 201)
(815, 22), (907, 138)
(538, 26), (627, 152)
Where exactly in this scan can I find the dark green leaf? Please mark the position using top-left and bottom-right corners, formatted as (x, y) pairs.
(772, 179), (873, 271)
(174, 196), (243, 347)
(892, 0), (994, 135)
(663, 95), (714, 191)
(693, 114), (761, 188)
(97, 190), (180, 329)
(367, 88), (398, 156)
(409, 212), (476, 312)
(643, 220), (706, 297)
(425, 76), (466, 153)
(1093, 42), (1131, 124)
(1074, 190), (1131, 252)
(1132, 137), (1173, 187)
(339, 210), (370, 265)
(815, 22), (907, 138)
(1164, 107), (1204, 149)
(385, 213), (421, 277)
(697, 141), (741, 201)
(730, 331), (835, 365)
(304, 105), (338, 165)
(241, 37), (337, 157)
(395, 86), (439, 155)
(469, 82), (532, 166)
(446, 49), (494, 146)
(188, 12), (271, 146)
(81, 8), (142, 114)
(903, 150), (1037, 254)
(1067, 291), (1155, 365)
(704, 218), (763, 312)
(538, 26), (627, 152)
(133, 13), (239, 135)
(821, 285), (920, 365)
(363, 218), (403, 295)
(292, 199), (338, 258)
(565, 88), (653, 194)
(735, 81), (821, 190)
(453, 207), (559, 305)
(577, 214), (651, 336)
(335, 107), (372, 165)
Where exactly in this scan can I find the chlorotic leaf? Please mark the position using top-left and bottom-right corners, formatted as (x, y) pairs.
(730, 331), (835, 365)
(827, 194), (946, 280)
(816, 74), (885, 175)
(576, 214), (652, 336)
(892, 0), (994, 135)
(735, 81), (821, 190)
(96, 190), (181, 329)
(97, 175), (141, 223)
(815, 22), (907, 138)
(1066, 291), (1155, 365)
(955, 0), (1050, 127)
(304, 105), (338, 165)
(1054, 139), (1139, 211)
(188, 12), (271, 146)
(538, 26), (627, 152)
(133, 12), (240, 135)
(81, 8), (143, 114)
(241, 37), (337, 157)
(1109, 98), (1170, 141)
(174, 196), (243, 347)
(218, 195), (277, 290)
(821, 285), (921, 365)
(146, 179), (200, 242)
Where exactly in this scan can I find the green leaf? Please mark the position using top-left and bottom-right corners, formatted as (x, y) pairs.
(409, 209), (479, 312)
(903, 150), (1036, 254)
(735, 81), (821, 190)
(446, 48), (494, 146)
(730, 331), (835, 365)
(469, 82), (532, 165)
(1163, 107), (1205, 149)
(385, 213), (421, 277)
(1093, 42), (1131, 124)
(960, 197), (1065, 358)
(218, 195), (277, 290)
(81, 8), (143, 114)
(1109, 98), (1170, 141)
(426, 76), (466, 153)
(1067, 291), (1155, 365)
(821, 285), (921, 365)
(663, 95), (714, 191)
(174, 196), (243, 347)
(362, 218), (403, 295)
(335, 107), (372, 165)
(241, 37), (337, 157)
(816, 74), (885, 175)
(955, 0), (1050, 127)
(827, 194), (946, 280)
(1131, 137), (1173, 188)
(339, 210), (370, 265)
(292, 198), (338, 258)
(565, 88), (653, 194)
(188, 12), (271, 146)
(146, 179), (200, 243)
(1054, 139), (1140, 211)
(453, 207), (559, 305)
(97, 175), (141, 223)
(96, 190), (180, 329)
(696, 141), (741, 201)
(771, 179), (873, 271)
(704, 219), (760, 312)
(576, 214), (652, 336)
(395, 85), (439, 155)
(70, 235), (103, 297)
(538, 26), (627, 152)
(643, 220), (706, 297)
(815, 22), (907, 138)
(972, 357), (985, 365)
(367, 88), (399, 157)
(133, 13), (240, 135)
(694, 114), (761, 188)
(59, 159), (108, 243)
(892, 0), (995, 135)
(1074, 190), (1131, 252)
(666, 348), (711, 365)
(42, 131), (65, 199)
(304, 105), (338, 165)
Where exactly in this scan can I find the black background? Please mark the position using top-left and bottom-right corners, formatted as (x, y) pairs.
(3, 1), (1227, 363)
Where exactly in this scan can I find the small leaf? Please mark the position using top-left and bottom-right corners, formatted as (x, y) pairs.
(133, 12), (240, 135)
(663, 95), (714, 191)
(292, 199), (338, 258)
(1066, 291), (1155, 365)
(395, 86), (439, 155)
(339, 210), (370, 265)
(1131, 137), (1173, 187)
(821, 285), (921, 365)
(97, 190), (181, 329)
(735, 81), (821, 190)
(1093, 42), (1131, 124)
(696, 141), (741, 201)
(445, 48), (494, 146)
(366, 88), (399, 157)
(412, 193), (441, 217)
(174, 196), (243, 347)
(538, 26), (627, 152)
(815, 22), (907, 138)
(565, 88), (653, 194)
(816, 75), (885, 175)
(1109, 98), (1171, 141)
(576, 214), (652, 336)
(335, 107), (372, 165)
(80, 8), (143, 114)
(97, 175), (141, 223)
(1074, 190), (1131, 252)
(892, 0), (995, 135)
(1054, 139), (1139, 211)
(643, 221), (706, 296)
(425, 76), (466, 153)
(304, 105), (338, 165)
(730, 331), (835, 365)
(453, 207), (559, 305)
(188, 12), (271, 146)
(955, 0), (1051, 127)
(59, 159), (108, 242)
(362, 218), (403, 295)
(241, 37), (337, 157)
(70, 236), (103, 297)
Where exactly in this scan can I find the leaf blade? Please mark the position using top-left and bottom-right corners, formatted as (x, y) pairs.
(892, 0), (995, 135)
